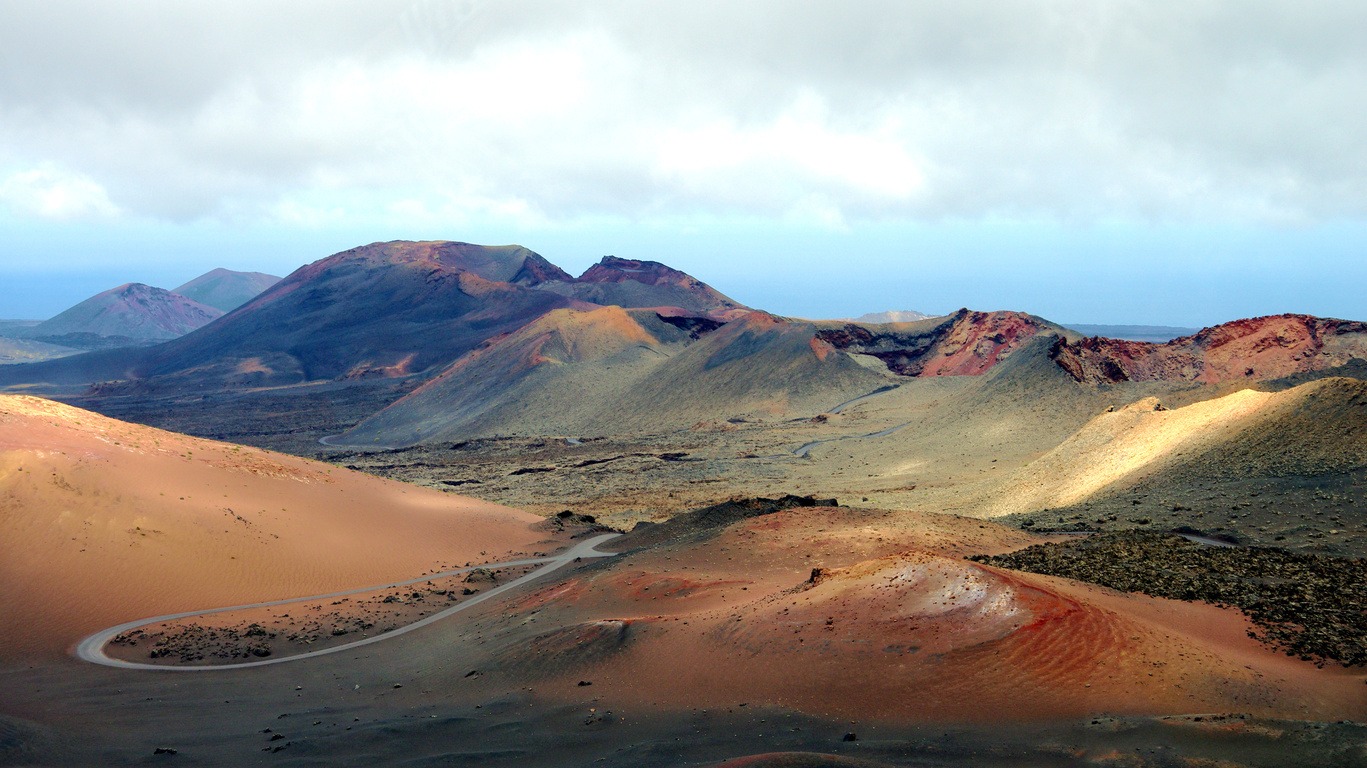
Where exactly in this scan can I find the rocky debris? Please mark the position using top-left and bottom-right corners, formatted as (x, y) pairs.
(540, 508), (620, 537)
(463, 568), (500, 584)
(657, 313), (727, 339)
(615, 495), (838, 550)
(971, 532), (1367, 666)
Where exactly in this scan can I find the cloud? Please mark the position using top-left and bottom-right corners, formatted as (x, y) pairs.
(0, 167), (119, 220)
(1, 1), (1364, 228)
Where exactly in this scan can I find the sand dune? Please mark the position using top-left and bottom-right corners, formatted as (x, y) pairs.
(0, 395), (544, 658)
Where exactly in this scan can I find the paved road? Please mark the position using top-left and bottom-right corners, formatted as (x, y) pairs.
(75, 533), (622, 672)
(828, 384), (899, 415)
(793, 421), (912, 458)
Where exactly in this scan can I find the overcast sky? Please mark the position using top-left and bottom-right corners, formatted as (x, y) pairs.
(2, 1), (1364, 324)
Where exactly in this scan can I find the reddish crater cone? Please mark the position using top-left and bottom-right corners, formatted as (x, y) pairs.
(1052, 313), (1367, 384)
(815, 308), (1056, 377)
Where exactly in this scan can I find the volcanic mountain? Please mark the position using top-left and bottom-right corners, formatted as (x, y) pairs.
(0, 242), (582, 388)
(172, 267), (282, 312)
(0, 394), (544, 658)
(1052, 313), (1367, 384)
(0, 243), (752, 397)
(27, 283), (223, 347)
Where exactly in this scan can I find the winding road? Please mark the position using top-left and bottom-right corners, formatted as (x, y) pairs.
(75, 533), (622, 672)
(793, 421), (913, 458)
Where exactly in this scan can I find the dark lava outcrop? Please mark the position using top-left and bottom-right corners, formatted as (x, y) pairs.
(972, 532), (1367, 666)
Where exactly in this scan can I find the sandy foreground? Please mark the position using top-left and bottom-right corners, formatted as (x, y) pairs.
(1, 395), (1365, 766)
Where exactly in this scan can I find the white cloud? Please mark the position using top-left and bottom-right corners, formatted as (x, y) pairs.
(0, 167), (119, 220)
(0, 2), (1364, 229)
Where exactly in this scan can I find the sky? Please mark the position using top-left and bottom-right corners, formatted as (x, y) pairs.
(2, 1), (1365, 326)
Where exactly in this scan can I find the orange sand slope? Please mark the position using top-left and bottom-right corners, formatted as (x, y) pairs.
(500, 506), (1366, 723)
(0, 395), (543, 658)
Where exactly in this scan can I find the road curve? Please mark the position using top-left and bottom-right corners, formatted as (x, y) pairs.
(75, 533), (621, 672)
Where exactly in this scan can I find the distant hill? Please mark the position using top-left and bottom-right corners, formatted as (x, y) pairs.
(172, 268), (281, 312)
(852, 310), (936, 323)
(27, 283), (223, 346)
(1063, 323), (1198, 343)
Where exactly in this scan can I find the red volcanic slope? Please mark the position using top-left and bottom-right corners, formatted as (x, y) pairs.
(815, 308), (1060, 377)
(1052, 313), (1367, 384)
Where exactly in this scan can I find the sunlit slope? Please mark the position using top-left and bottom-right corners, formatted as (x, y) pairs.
(987, 377), (1367, 516)
(0, 395), (542, 657)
